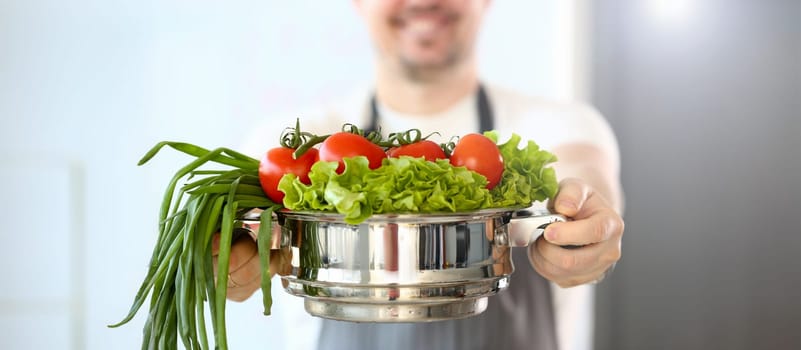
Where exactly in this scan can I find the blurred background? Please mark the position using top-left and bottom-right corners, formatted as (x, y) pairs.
(0, 0), (798, 349)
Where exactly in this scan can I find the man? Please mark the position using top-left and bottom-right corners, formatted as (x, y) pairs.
(221, 1), (624, 349)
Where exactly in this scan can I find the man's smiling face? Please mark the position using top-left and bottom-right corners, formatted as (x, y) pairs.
(356, 0), (489, 78)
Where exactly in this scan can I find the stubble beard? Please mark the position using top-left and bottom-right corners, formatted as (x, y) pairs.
(398, 41), (463, 83)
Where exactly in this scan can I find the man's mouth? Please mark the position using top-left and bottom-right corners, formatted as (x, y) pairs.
(392, 8), (457, 37)
(406, 17), (440, 35)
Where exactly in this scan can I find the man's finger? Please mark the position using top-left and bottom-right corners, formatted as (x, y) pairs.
(212, 234), (258, 275)
(271, 247), (294, 276)
(529, 239), (616, 287)
(212, 228), (251, 257)
(211, 234), (220, 256)
(550, 178), (590, 217)
(229, 236), (258, 272)
(533, 235), (620, 273)
(543, 207), (622, 246)
(227, 273), (262, 302)
(531, 254), (611, 288)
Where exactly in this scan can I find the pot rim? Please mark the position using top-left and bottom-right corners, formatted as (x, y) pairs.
(267, 206), (527, 224)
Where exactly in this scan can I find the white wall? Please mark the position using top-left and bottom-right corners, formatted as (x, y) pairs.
(0, 1), (578, 349)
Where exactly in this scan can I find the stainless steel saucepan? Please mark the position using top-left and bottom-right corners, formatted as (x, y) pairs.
(241, 208), (565, 323)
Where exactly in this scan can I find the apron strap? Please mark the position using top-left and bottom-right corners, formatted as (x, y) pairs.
(367, 84), (495, 133)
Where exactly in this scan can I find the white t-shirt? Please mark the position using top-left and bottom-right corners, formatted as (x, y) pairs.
(243, 83), (620, 350)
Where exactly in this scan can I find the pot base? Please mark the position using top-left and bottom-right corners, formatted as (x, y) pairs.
(304, 297), (489, 323)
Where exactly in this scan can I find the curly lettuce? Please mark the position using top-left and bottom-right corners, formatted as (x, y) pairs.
(278, 133), (558, 224)
(485, 131), (559, 207)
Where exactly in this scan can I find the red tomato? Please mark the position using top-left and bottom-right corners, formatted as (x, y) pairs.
(319, 132), (387, 173)
(449, 133), (504, 189)
(258, 147), (319, 203)
(387, 140), (447, 161)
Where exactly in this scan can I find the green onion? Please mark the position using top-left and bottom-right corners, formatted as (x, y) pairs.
(110, 141), (280, 350)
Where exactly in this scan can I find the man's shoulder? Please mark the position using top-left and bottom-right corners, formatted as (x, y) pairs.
(483, 83), (615, 153)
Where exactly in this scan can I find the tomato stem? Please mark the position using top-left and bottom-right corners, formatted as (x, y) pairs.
(388, 129), (441, 146)
(279, 118), (308, 149)
(440, 136), (459, 157)
(293, 134), (329, 159)
(287, 121), (453, 156)
(342, 123), (395, 148)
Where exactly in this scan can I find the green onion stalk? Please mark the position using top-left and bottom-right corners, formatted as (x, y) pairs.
(109, 142), (281, 350)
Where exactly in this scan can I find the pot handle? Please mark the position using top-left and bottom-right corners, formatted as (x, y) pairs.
(508, 208), (580, 249)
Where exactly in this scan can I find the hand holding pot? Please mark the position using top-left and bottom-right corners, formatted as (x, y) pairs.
(212, 226), (293, 302)
(528, 178), (625, 288)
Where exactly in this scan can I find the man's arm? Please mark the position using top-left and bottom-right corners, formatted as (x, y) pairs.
(528, 143), (625, 287)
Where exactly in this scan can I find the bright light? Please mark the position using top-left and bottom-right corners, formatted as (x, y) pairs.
(647, 0), (693, 24)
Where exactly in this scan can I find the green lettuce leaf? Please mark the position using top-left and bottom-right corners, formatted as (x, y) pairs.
(485, 131), (559, 206)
